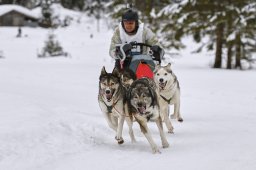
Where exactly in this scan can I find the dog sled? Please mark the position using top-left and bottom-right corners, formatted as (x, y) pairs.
(116, 42), (162, 79)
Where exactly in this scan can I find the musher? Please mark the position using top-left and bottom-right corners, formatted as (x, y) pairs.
(109, 8), (164, 69)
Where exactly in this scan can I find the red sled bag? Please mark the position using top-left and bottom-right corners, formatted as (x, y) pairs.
(129, 55), (155, 80)
(136, 62), (154, 79)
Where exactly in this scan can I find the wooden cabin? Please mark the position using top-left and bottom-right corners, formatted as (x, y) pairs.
(0, 5), (38, 27)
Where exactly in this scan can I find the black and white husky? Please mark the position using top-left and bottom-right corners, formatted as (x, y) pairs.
(98, 66), (135, 144)
(127, 78), (169, 153)
(154, 63), (183, 133)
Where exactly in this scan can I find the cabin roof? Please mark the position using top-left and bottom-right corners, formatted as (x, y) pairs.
(0, 5), (38, 19)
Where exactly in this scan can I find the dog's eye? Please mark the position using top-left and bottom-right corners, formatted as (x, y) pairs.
(164, 73), (167, 76)
(156, 73), (159, 76)
(111, 82), (115, 86)
(103, 83), (107, 86)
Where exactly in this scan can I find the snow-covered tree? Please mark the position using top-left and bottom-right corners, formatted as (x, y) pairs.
(40, 0), (53, 27)
(0, 0), (40, 8)
(158, 0), (256, 70)
(85, 0), (106, 32)
(38, 31), (68, 57)
(107, 0), (171, 31)
(60, 0), (85, 10)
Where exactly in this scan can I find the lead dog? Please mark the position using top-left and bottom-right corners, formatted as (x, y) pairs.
(98, 66), (126, 144)
(154, 63), (183, 133)
(127, 78), (169, 153)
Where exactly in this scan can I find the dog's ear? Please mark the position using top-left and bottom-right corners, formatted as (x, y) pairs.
(112, 66), (120, 78)
(101, 66), (107, 76)
(165, 63), (172, 73)
(153, 64), (160, 73)
(165, 63), (171, 68)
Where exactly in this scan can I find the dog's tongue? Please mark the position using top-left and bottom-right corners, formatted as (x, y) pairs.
(138, 107), (146, 114)
(106, 94), (112, 101)
(159, 82), (166, 89)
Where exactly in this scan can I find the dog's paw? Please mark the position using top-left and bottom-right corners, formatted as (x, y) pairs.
(178, 117), (183, 122)
(162, 142), (169, 148)
(118, 139), (124, 144)
(168, 128), (174, 134)
(115, 136), (124, 145)
(168, 130), (174, 133)
(152, 147), (161, 154)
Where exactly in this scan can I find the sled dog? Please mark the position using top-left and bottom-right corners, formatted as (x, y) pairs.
(119, 68), (137, 142)
(98, 66), (126, 144)
(120, 68), (137, 89)
(154, 63), (183, 133)
(98, 67), (125, 144)
(127, 78), (169, 153)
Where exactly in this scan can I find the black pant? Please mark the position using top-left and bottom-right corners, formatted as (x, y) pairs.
(115, 59), (131, 70)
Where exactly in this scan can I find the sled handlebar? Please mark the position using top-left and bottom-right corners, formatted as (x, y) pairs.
(129, 42), (152, 48)
(115, 42), (153, 61)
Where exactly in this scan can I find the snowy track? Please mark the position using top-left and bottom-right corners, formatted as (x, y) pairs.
(0, 25), (256, 170)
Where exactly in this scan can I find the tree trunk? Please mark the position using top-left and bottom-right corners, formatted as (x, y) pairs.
(226, 6), (233, 69)
(213, 22), (224, 68)
(227, 44), (233, 69)
(235, 33), (241, 69)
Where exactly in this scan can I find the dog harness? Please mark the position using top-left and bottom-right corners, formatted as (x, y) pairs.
(105, 100), (119, 113)
(145, 112), (153, 121)
(160, 95), (172, 104)
(100, 88), (122, 114)
(159, 77), (178, 104)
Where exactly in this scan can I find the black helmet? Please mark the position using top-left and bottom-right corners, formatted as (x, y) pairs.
(122, 9), (138, 21)
(121, 9), (139, 34)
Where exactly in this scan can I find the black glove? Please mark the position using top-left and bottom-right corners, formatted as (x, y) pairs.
(115, 44), (132, 59)
(150, 45), (162, 61)
(122, 43), (132, 55)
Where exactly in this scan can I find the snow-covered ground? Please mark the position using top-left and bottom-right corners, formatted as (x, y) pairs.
(0, 18), (256, 170)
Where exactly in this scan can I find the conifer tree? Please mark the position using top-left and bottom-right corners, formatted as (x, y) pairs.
(158, 0), (256, 69)
(38, 31), (67, 57)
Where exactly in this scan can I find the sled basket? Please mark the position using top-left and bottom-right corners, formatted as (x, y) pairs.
(129, 54), (155, 79)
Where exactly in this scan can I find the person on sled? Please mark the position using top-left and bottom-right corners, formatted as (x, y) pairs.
(109, 8), (164, 70)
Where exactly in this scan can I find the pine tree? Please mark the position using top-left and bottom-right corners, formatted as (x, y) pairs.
(38, 31), (67, 57)
(86, 0), (106, 32)
(107, 0), (170, 30)
(40, 0), (53, 27)
(60, 0), (85, 10)
(157, 0), (256, 69)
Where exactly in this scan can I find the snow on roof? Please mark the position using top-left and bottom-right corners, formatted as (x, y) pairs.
(0, 4), (38, 19)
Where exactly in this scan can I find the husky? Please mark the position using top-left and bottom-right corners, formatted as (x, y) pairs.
(119, 68), (137, 142)
(127, 78), (169, 153)
(98, 67), (136, 144)
(98, 66), (126, 144)
(120, 68), (137, 89)
(154, 63), (183, 133)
